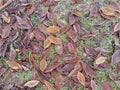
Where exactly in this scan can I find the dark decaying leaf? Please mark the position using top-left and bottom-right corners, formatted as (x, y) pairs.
(111, 49), (120, 64)
(84, 46), (96, 56)
(100, 81), (112, 90)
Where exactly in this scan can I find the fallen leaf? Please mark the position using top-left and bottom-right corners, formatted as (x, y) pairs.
(0, 0), (3, 7)
(114, 81), (120, 88)
(94, 56), (106, 65)
(111, 49), (120, 64)
(55, 44), (63, 55)
(47, 26), (60, 33)
(9, 45), (16, 60)
(91, 80), (97, 90)
(2, 14), (10, 23)
(48, 35), (62, 44)
(100, 81), (112, 90)
(40, 59), (47, 72)
(44, 38), (51, 49)
(113, 22), (120, 32)
(24, 80), (39, 88)
(101, 7), (116, 16)
(6, 61), (22, 70)
(77, 71), (85, 86)
(67, 29), (77, 42)
(77, 4), (88, 11)
(1, 26), (11, 38)
(42, 85), (48, 90)
(44, 80), (56, 90)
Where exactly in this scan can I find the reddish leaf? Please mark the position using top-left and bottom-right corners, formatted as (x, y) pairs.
(84, 46), (96, 56)
(33, 30), (45, 41)
(100, 81), (112, 90)
(67, 29), (77, 42)
(81, 34), (96, 40)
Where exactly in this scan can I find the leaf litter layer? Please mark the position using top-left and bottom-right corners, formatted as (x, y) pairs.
(0, 0), (120, 90)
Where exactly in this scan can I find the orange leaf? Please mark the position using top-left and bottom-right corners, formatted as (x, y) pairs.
(2, 14), (10, 23)
(6, 61), (22, 70)
(48, 35), (62, 44)
(94, 56), (106, 65)
(47, 26), (60, 33)
(44, 80), (56, 90)
(77, 71), (85, 86)
(44, 38), (51, 49)
(24, 80), (39, 88)
(40, 59), (47, 72)
(101, 7), (116, 16)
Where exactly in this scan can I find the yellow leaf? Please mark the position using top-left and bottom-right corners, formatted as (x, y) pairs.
(40, 59), (47, 72)
(94, 56), (106, 65)
(6, 61), (22, 70)
(24, 80), (39, 88)
(48, 35), (62, 44)
(101, 7), (116, 16)
(2, 14), (10, 23)
(77, 71), (85, 86)
(44, 38), (51, 49)
(44, 80), (56, 90)
(47, 26), (60, 33)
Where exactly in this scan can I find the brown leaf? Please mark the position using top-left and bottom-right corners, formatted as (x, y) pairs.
(101, 7), (116, 16)
(1, 26), (11, 38)
(42, 85), (48, 90)
(9, 45), (16, 60)
(40, 59), (47, 72)
(6, 61), (22, 70)
(44, 38), (51, 49)
(67, 29), (77, 42)
(48, 35), (62, 44)
(77, 71), (85, 86)
(77, 4), (88, 11)
(33, 30), (45, 41)
(55, 44), (63, 55)
(100, 81), (112, 90)
(94, 56), (106, 65)
(91, 80), (97, 90)
(24, 80), (39, 88)
(71, 9), (82, 17)
(44, 80), (56, 90)
(113, 22), (120, 32)
(2, 14), (10, 23)
(47, 26), (60, 33)
(111, 49), (120, 64)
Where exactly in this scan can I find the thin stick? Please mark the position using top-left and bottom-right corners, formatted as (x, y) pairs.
(0, 0), (13, 11)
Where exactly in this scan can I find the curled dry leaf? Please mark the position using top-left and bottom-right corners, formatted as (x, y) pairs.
(113, 22), (120, 32)
(44, 38), (51, 49)
(94, 56), (106, 65)
(77, 71), (85, 86)
(47, 26), (60, 33)
(48, 35), (62, 44)
(44, 80), (56, 90)
(2, 14), (10, 23)
(101, 7), (116, 16)
(40, 59), (47, 72)
(24, 80), (39, 88)
(6, 61), (22, 70)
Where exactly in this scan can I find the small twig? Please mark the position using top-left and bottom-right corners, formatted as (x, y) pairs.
(0, 0), (13, 11)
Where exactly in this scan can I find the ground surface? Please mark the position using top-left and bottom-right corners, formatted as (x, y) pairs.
(0, 0), (120, 90)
